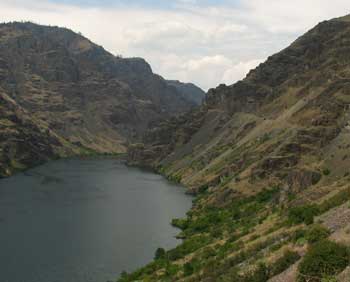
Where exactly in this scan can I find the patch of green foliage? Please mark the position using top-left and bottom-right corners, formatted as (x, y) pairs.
(319, 187), (350, 213)
(197, 184), (209, 194)
(183, 260), (201, 276)
(291, 228), (308, 245)
(287, 204), (320, 225)
(167, 173), (182, 183)
(298, 240), (350, 282)
(287, 188), (350, 229)
(255, 186), (280, 203)
(183, 262), (194, 276)
(212, 247), (300, 282)
(305, 225), (330, 244)
(270, 250), (301, 277)
(118, 187), (282, 281)
(154, 248), (166, 260)
(167, 235), (211, 261)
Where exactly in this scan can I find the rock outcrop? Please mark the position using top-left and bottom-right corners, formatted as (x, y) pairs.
(166, 80), (206, 105)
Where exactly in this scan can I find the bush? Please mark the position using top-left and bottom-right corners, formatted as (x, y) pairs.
(164, 263), (180, 276)
(167, 235), (210, 261)
(255, 187), (279, 203)
(292, 229), (307, 242)
(298, 240), (350, 282)
(154, 248), (166, 260)
(305, 225), (330, 244)
(184, 262), (194, 276)
(321, 276), (338, 282)
(171, 218), (189, 230)
(270, 250), (301, 276)
(198, 184), (209, 194)
(288, 205), (320, 225)
(319, 188), (350, 213)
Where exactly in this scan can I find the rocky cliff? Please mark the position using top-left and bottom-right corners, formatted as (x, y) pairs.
(0, 22), (202, 177)
(166, 80), (205, 105)
(125, 15), (350, 282)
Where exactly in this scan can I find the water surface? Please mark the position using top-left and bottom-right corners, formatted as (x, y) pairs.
(0, 158), (192, 282)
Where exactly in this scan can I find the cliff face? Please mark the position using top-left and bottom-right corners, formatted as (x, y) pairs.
(166, 80), (206, 105)
(0, 22), (201, 176)
(126, 15), (350, 282)
(0, 90), (76, 177)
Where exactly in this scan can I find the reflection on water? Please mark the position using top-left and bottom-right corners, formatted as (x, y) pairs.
(0, 158), (192, 282)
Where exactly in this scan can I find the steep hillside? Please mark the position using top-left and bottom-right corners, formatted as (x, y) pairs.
(0, 22), (200, 176)
(166, 80), (205, 105)
(0, 89), (80, 177)
(125, 15), (350, 282)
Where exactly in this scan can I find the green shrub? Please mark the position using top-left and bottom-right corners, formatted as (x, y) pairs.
(255, 187), (279, 203)
(288, 205), (320, 225)
(305, 225), (330, 244)
(270, 250), (301, 276)
(319, 188), (350, 213)
(211, 228), (223, 238)
(323, 168), (331, 176)
(184, 262), (194, 276)
(201, 247), (216, 259)
(321, 276), (338, 282)
(298, 240), (350, 282)
(168, 174), (182, 183)
(292, 229), (307, 242)
(167, 235), (210, 261)
(154, 248), (166, 260)
(171, 218), (189, 230)
(164, 263), (180, 276)
(198, 184), (209, 194)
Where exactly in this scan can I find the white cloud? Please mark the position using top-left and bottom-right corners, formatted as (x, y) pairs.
(0, 0), (349, 90)
(222, 59), (264, 85)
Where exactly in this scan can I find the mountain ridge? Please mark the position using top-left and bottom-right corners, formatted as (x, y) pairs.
(125, 15), (350, 282)
(0, 21), (203, 177)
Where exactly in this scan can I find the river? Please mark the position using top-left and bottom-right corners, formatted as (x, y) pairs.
(0, 158), (192, 282)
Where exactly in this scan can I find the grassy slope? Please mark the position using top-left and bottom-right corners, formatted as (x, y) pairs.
(124, 16), (350, 282)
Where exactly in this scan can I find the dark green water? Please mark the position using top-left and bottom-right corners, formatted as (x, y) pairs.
(0, 158), (192, 282)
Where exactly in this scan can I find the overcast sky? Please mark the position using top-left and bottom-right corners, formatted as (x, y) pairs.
(1, 0), (350, 90)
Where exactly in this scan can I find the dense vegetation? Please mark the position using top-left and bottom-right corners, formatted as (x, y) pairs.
(298, 240), (350, 282)
(117, 181), (350, 282)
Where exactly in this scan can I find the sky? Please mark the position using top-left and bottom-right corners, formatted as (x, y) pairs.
(1, 0), (350, 90)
